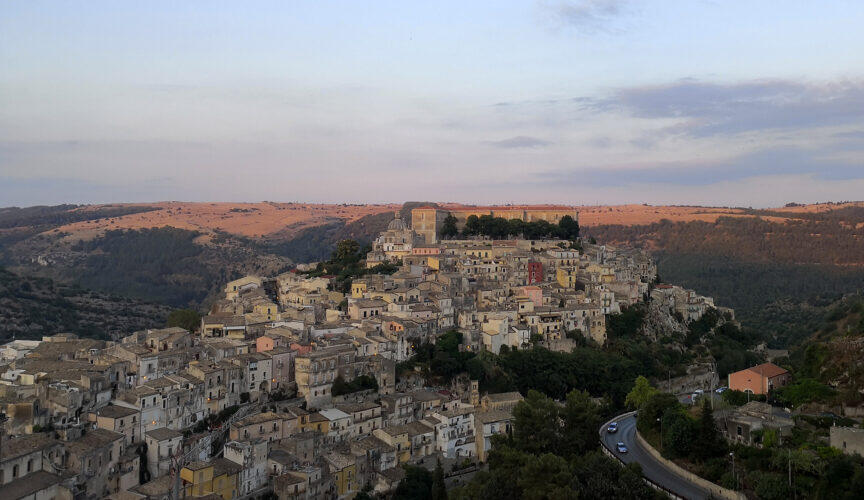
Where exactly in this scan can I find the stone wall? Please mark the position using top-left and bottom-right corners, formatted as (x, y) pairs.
(635, 431), (746, 500)
(831, 426), (864, 456)
(655, 363), (719, 396)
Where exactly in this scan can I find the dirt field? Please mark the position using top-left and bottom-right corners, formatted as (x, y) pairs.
(56, 202), (401, 240)
(53, 201), (864, 241)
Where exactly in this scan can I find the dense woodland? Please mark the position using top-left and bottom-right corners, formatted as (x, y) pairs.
(0, 265), (170, 340)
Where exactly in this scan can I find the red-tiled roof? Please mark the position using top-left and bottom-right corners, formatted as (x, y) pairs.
(745, 362), (788, 378)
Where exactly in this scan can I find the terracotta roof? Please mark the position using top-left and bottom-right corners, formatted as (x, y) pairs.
(745, 362), (788, 379)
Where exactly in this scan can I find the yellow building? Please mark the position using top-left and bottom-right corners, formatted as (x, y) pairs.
(374, 427), (411, 463)
(325, 452), (358, 497)
(181, 458), (242, 499)
(225, 276), (262, 300)
(556, 268), (579, 288)
(351, 281), (367, 299)
(298, 412), (331, 434)
(252, 301), (280, 321)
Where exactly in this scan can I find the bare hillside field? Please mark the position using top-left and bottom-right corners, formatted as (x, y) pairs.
(53, 202), (401, 240)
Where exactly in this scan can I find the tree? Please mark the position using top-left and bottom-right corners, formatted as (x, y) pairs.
(571, 452), (659, 499)
(512, 390), (562, 456)
(560, 390), (603, 457)
(755, 472), (792, 500)
(625, 376), (659, 410)
(166, 308), (201, 332)
(394, 465), (433, 500)
(637, 392), (679, 434)
(662, 408), (695, 458)
(694, 399), (726, 461)
(774, 378), (836, 407)
(333, 239), (361, 265)
(440, 213), (459, 239)
(437, 330), (463, 353)
(431, 457), (448, 500)
(516, 453), (578, 500)
(557, 215), (580, 240)
(464, 215), (480, 236)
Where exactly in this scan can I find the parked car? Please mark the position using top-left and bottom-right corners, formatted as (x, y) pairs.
(616, 442), (628, 453)
(607, 422), (618, 434)
(715, 387), (728, 394)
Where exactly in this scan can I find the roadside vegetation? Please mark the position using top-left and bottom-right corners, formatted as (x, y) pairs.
(451, 389), (663, 499)
(629, 378), (864, 499)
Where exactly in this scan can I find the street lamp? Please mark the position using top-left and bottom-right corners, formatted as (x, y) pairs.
(730, 452), (736, 490)
(657, 417), (663, 453)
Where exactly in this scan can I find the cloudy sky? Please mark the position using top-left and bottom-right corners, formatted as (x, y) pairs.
(2, 1), (864, 207)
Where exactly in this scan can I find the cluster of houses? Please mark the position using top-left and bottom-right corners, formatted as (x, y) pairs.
(0, 328), (522, 500)
(0, 209), (721, 500)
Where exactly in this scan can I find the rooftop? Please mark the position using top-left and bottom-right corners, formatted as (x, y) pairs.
(97, 404), (139, 419)
(0, 433), (58, 461)
(0, 471), (63, 499)
(739, 362), (789, 379)
(146, 427), (183, 441)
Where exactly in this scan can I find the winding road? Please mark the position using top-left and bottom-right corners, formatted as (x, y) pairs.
(601, 413), (710, 500)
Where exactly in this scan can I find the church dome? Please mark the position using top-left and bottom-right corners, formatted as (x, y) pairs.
(387, 212), (405, 231)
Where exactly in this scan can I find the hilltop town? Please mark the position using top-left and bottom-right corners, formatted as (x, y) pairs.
(0, 207), (732, 499)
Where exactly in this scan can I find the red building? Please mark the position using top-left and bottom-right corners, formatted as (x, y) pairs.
(527, 261), (543, 284)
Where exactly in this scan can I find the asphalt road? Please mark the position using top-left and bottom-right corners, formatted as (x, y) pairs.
(602, 414), (710, 500)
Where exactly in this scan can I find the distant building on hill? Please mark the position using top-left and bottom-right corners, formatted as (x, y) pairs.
(411, 206), (579, 244)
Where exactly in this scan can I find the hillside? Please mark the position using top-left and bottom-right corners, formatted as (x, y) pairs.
(50, 201), (400, 240)
(778, 295), (864, 408)
(0, 202), (413, 309)
(583, 205), (864, 348)
(2, 200), (862, 327)
(0, 266), (171, 341)
(6, 226), (293, 309)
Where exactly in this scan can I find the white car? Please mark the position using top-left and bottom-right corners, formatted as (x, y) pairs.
(616, 442), (628, 453)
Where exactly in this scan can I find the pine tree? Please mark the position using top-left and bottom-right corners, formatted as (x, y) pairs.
(431, 457), (448, 500)
(696, 398), (726, 461)
(440, 213), (459, 239)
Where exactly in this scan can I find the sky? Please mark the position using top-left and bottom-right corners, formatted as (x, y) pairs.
(2, 0), (864, 207)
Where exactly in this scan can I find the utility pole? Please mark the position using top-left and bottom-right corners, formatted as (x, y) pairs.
(657, 417), (663, 453)
(0, 413), (7, 470)
(789, 448), (794, 499)
(730, 452), (736, 490)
